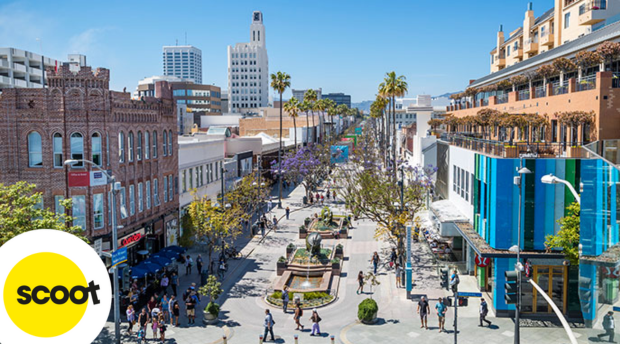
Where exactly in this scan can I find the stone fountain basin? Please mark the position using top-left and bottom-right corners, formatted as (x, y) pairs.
(275, 270), (332, 293)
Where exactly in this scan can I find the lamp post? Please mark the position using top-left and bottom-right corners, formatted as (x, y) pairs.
(512, 164), (532, 344)
(540, 174), (581, 204)
(220, 166), (228, 211)
(65, 159), (121, 344)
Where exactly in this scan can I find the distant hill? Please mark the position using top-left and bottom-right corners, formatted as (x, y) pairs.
(352, 100), (372, 113)
(433, 91), (461, 99)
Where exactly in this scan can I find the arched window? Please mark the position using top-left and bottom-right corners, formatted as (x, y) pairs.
(168, 130), (173, 157)
(163, 131), (168, 156)
(144, 131), (150, 159)
(137, 131), (142, 161)
(92, 133), (101, 166)
(128, 131), (134, 162)
(70, 133), (84, 167)
(53, 133), (63, 168)
(152, 131), (158, 158)
(27, 132), (42, 167)
(118, 131), (125, 163)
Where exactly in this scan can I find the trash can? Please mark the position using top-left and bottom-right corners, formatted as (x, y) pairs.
(201, 270), (209, 286)
(303, 196), (308, 205)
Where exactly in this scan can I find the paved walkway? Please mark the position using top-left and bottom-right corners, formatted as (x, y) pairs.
(94, 177), (609, 344)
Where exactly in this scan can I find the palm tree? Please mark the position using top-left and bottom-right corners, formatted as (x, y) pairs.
(336, 104), (349, 137)
(379, 72), (408, 171)
(284, 97), (300, 151)
(299, 99), (311, 146)
(372, 96), (389, 163)
(314, 98), (328, 142)
(304, 89), (318, 144)
(270, 71), (291, 208)
(324, 99), (337, 142)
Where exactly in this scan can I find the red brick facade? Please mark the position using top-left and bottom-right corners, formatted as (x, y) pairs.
(0, 65), (179, 255)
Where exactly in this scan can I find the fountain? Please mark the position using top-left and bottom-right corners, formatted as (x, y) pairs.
(300, 232), (322, 289)
(300, 206), (350, 239)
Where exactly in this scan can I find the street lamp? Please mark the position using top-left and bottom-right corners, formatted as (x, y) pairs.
(65, 159), (122, 344)
(513, 165), (532, 344)
(541, 174), (581, 204)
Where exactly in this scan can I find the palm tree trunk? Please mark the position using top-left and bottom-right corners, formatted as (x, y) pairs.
(293, 116), (297, 151)
(391, 96), (396, 175)
(305, 112), (310, 146)
(278, 92), (283, 208)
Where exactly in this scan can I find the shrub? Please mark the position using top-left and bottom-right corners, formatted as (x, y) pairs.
(288, 243), (296, 249)
(358, 298), (378, 322)
(336, 243), (343, 250)
(206, 301), (220, 316)
(331, 257), (341, 264)
(278, 256), (287, 263)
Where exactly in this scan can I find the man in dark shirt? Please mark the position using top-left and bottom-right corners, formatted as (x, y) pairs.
(417, 296), (430, 329)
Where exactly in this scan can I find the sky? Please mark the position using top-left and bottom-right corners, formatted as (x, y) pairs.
(0, 0), (555, 103)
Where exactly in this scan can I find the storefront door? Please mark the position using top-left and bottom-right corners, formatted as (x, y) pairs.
(522, 265), (567, 314)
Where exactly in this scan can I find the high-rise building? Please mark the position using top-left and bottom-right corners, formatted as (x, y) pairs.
(227, 11), (269, 113)
(292, 88), (322, 103)
(322, 92), (351, 108)
(162, 45), (202, 84)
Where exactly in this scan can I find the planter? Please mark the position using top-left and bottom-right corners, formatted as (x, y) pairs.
(568, 146), (582, 158)
(504, 146), (518, 158)
(304, 218), (311, 226)
(335, 246), (344, 258)
(331, 262), (341, 274)
(276, 261), (287, 276)
(360, 312), (378, 325)
(203, 312), (219, 325)
(286, 245), (295, 258)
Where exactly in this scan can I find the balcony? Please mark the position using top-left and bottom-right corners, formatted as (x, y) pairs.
(493, 53), (506, 69)
(12, 63), (26, 73)
(513, 47), (523, 58)
(0, 59), (8, 68)
(444, 134), (583, 159)
(524, 38), (538, 54)
(14, 79), (28, 87)
(540, 31), (554, 47)
(579, 0), (607, 25)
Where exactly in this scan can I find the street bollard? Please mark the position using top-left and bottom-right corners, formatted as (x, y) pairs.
(331, 335), (335, 343)
(222, 336), (227, 344)
(294, 334), (299, 344)
(259, 335), (264, 344)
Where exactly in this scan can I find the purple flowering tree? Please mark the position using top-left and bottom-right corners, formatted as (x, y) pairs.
(272, 144), (326, 198)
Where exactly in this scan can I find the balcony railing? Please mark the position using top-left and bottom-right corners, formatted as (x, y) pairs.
(576, 75), (597, 92)
(551, 81), (569, 95)
(482, 98), (489, 106)
(613, 73), (620, 88)
(580, 0), (607, 15)
(444, 134), (583, 159)
(535, 86), (546, 98)
(518, 89), (530, 100)
(496, 93), (508, 104)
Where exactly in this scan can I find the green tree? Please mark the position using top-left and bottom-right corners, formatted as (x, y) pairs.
(545, 202), (580, 265)
(284, 97), (300, 151)
(270, 71), (291, 206)
(0, 181), (85, 246)
(199, 275), (224, 316)
(379, 72), (408, 174)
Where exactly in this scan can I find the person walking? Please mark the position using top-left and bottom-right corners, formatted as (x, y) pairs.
(137, 308), (150, 337)
(170, 272), (178, 297)
(285, 207), (290, 220)
(161, 294), (170, 324)
(395, 263), (402, 288)
(272, 215), (278, 231)
(263, 309), (276, 342)
(267, 199), (273, 213)
(598, 311), (616, 342)
(436, 297), (447, 332)
(172, 300), (180, 327)
(147, 296), (157, 315)
(294, 303), (304, 330)
(260, 219), (266, 237)
(332, 190), (337, 201)
(357, 271), (365, 294)
(389, 248), (397, 267)
(479, 298), (492, 327)
(320, 194), (324, 205)
(326, 190), (330, 200)
(168, 295), (177, 326)
(185, 293), (196, 325)
(160, 274), (169, 295)
(417, 296), (430, 329)
(450, 269), (459, 292)
(151, 312), (159, 340)
(218, 260), (227, 280)
(185, 255), (193, 275)
(371, 252), (379, 274)
(158, 313), (167, 342)
(126, 305), (136, 336)
(282, 286), (290, 313)
(310, 309), (322, 336)
(196, 254), (203, 274)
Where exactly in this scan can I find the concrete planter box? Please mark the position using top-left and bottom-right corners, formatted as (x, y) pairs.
(331, 262), (341, 274)
(276, 261), (287, 276)
(203, 312), (219, 325)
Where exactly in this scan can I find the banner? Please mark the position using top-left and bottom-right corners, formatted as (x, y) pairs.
(330, 145), (349, 164)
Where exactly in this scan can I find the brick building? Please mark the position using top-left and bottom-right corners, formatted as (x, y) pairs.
(0, 65), (179, 264)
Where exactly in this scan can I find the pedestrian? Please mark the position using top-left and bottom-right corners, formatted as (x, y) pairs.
(294, 303), (304, 330)
(417, 296), (430, 329)
(151, 302), (161, 320)
(170, 272), (178, 297)
(332, 190), (336, 200)
(151, 312), (159, 340)
(435, 297), (447, 332)
(326, 190), (331, 200)
(320, 194), (325, 204)
(147, 296), (157, 315)
(371, 251), (379, 274)
(309, 194), (314, 204)
(268, 199), (273, 213)
(263, 309), (276, 342)
(185, 293), (196, 325)
(390, 248), (397, 267)
(260, 220), (266, 237)
(158, 313), (167, 342)
(285, 207), (290, 220)
(315, 192), (319, 203)
(161, 294), (170, 324)
(160, 274), (169, 295)
(137, 308), (150, 336)
(479, 298), (492, 327)
(126, 305), (136, 335)
(357, 271), (365, 294)
(218, 260), (226, 280)
(310, 309), (322, 336)
(282, 286), (290, 313)
(450, 269), (459, 292)
(196, 254), (203, 274)
(272, 215), (278, 231)
(395, 263), (402, 288)
(185, 255), (193, 275)
(598, 311), (616, 342)
(172, 300), (180, 327)
(168, 295), (177, 326)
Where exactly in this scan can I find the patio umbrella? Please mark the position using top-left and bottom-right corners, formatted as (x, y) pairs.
(155, 250), (179, 260)
(149, 255), (172, 268)
(163, 245), (186, 254)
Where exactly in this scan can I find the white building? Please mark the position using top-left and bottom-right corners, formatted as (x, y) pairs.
(163, 45), (202, 84)
(292, 88), (322, 103)
(0, 47), (63, 89)
(133, 75), (184, 98)
(227, 11), (269, 113)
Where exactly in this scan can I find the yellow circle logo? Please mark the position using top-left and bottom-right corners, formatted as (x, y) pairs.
(3, 252), (88, 338)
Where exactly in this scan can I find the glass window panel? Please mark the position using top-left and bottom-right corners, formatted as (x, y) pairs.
(93, 193), (104, 229)
(70, 133), (83, 166)
(28, 132), (43, 167)
(92, 133), (101, 166)
(72, 195), (86, 230)
(53, 133), (63, 168)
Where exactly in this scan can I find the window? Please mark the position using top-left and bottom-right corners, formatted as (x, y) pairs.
(72, 195), (86, 230)
(146, 181), (151, 209)
(128, 132), (134, 162)
(120, 187), (127, 219)
(163, 131), (168, 156)
(70, 133), (84, 167)
(129, 185), (135, 215)
(189, 168), (193, 189)
(164, 177), (168, 202)
(50, 133), (65, 169)
(153, 179), (160, 206)
(54, 195), (65, 215)
(138, 182), (143, 213)
(27, 132), (43, 167)
(507, 46), (511, 56)
(93, 193), (104, 229)
(119, 132), (125, 163)
(144, 131), (150, 159)
(152, 131), (158, 158)
(182, 170), (187, 192)
(137, 131), (142, 161)
(168, 130), (173, 156)
(195, 168), (200, 188)
(168, 175), (174, 199)
(92, 133), (102, 166)
(199, 166), (204, 186)
(564, 13), (570, 28)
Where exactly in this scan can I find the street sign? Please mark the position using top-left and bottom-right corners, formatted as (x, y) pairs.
(94, 238), (102, 256)
(111, 247), (128, 268)
(614, 306), (620, 312)
(457, 292), (483, 298)
(475, 255), (489, 267)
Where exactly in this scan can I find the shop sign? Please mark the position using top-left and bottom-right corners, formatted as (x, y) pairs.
(118, 228), (145, 248)
(68, 171), (89, 187)
(475, 254), (490, 267)
(90, 171), (108, 186)
(166, 219), (178, 247)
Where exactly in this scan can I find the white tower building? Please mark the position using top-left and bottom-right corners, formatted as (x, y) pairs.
(162, 45), (202, 84)
(227, 11), (269, 113)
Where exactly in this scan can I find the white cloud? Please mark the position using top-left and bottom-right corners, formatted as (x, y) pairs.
(67, 28), (110, 55)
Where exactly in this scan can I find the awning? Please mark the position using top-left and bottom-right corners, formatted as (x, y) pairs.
(454, 222), (565, 259)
